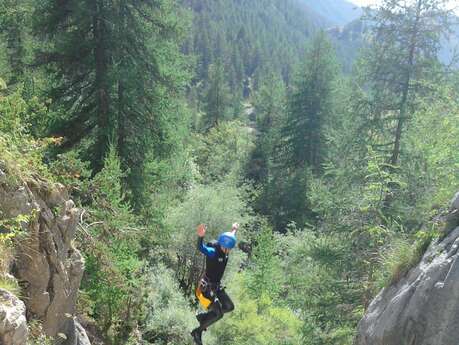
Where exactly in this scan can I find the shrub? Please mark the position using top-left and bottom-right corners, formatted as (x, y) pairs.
(164, 181), (252, 295)
(211, 273), (302, 345)
(0, 88), (52, 184)
(192, 121), (254, 184)
(80, 146), (143, 341)
(0, 274), (20, 296)
(142, 264), (196, 345)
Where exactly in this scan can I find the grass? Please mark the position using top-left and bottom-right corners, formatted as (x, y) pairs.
(0, 275), (20, 296)
(378, 231), (437, 287)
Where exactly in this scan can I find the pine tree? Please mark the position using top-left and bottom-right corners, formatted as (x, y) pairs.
(0, 0), (30, 84)
(33, 0), (188, 203)
(202, 60), (230, 129)
(360, 0), (452, 166)
(282, 31), (339, 173)
(247, 71), (286, 183)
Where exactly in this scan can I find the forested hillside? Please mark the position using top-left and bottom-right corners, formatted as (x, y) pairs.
(181, 0), (317, 116)
(0, 0), (458, 345)
(297, 0), (362, 26)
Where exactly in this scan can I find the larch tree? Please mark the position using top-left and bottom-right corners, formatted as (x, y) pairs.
(361, 0), (453, 166)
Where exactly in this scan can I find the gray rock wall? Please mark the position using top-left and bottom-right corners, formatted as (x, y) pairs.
(0, 289), (28, 345)
(0, 176), (91, 345)
(356, 192), (459, 345)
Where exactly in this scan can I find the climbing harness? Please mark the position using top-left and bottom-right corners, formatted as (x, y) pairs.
(195, 275), (213, 310)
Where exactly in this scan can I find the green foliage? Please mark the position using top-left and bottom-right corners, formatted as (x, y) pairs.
(142, 265), (196, 345)
(401, 81), (459, 215)
(376, 230), (438, 288)
(1, 2), (458, 345)
(184, 0), (315, 94)
(33, 0), (190, 203)
(0, 88), (51, 183)
(165, 181), (252, 295)
(211, 273), (302, 345)
(0, 211), (35, 245)
(202, 60), (232, 129)
(246, 73), (286, 183)
(0, 274), (20, 296)
(0, 0), (32, 84)
(192, 121), (254, 184)
(80, 146), (143, 342)
(277, 228), (359, 345)
(358, 0), (451, 166)
(247, 224), (283, 299)
(47, 150), (92, 195)
(282, 31), (339, 172)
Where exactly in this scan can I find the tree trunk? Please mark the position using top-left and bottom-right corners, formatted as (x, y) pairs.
(93, 0), (110, 170)
(389, 0), (422, 166)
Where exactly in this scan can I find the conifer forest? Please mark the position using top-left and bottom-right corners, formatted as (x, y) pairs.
(0, 0), (458, 344)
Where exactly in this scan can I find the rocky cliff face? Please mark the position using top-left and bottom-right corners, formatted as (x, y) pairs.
(0, 289), (28, 345)
(356, 192), (459, 345)
(0, 170), (91, 345)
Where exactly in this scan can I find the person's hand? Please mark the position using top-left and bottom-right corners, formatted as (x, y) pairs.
(197, 224), (206, 237)
(231, 222), (239, 233)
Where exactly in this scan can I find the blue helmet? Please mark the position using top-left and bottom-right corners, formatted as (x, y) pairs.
(218, 232), (237, 249)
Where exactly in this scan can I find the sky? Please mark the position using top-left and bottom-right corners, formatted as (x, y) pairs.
(348, 0), (379, 6)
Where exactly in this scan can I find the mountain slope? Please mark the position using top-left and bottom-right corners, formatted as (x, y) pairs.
(329, 16), (459, 70)
(182, 0), (319, 93)
(297, 0), (363, 26)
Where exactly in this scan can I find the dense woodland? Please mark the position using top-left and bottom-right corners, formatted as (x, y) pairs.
(0, 0), (458, 344)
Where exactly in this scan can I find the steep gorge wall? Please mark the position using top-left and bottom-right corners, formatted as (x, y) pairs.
(356, 192), (459, 345)
(0, 168), (91, 345)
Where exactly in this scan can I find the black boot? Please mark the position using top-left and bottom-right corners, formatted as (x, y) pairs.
(191, 328), (203, 345)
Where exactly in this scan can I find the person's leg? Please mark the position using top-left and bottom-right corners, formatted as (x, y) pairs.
(192, 302), (223, 345)
(217, 289), (234, 314)
(197, 300), (224, 330)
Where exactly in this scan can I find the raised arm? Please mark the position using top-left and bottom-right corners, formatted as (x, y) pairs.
(231, 222), (239, 234)
(196, 224), (216, 258)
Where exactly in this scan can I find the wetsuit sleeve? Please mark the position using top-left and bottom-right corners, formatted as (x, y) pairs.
(197, 237), (216, 258)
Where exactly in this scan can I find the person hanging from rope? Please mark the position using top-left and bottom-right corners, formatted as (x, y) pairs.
(191, 222), (239, 345)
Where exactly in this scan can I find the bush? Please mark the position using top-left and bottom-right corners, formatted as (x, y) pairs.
(246, 224), (283, 299)
(80, 146), (143, 341)
(276, 228), (361, 345)
(164, 181), (253, 295)
(211, 273), (302, 345)
(377, 239), (417, 287)
(0, 274), (20, 296)
(48, 150), (91, 195)
(0, 89), (51, 184)
(192, 121), (254, 184)
(142, 265), (196, 345)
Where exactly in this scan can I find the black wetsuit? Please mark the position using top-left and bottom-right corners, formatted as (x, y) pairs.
(196, 237), (234, 330)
